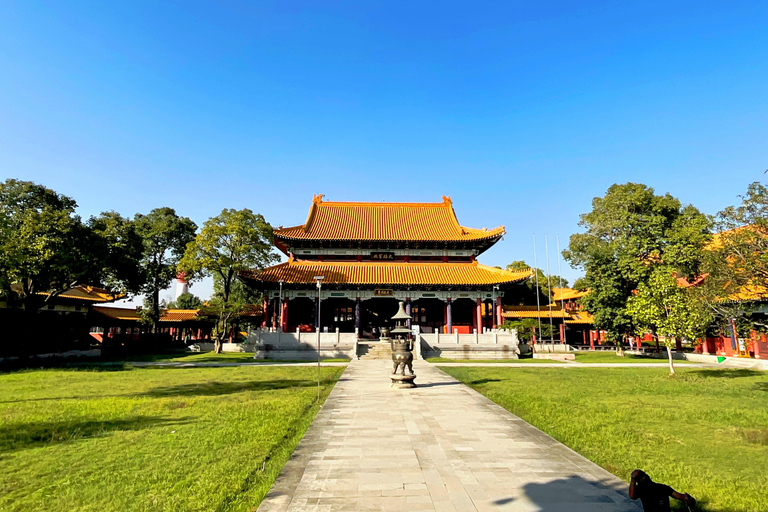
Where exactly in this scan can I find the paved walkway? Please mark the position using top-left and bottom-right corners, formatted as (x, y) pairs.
(258, 359), (640, 512)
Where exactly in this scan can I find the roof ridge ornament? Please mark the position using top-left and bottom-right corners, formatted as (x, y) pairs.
(442, 195), (452, 205)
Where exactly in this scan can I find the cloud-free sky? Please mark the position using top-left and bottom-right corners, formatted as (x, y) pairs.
(1, 1), (766, 300)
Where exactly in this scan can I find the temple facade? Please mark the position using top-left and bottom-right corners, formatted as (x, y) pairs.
(240, 195), (532, 337)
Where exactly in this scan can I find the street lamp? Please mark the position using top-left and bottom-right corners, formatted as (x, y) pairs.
(314, 276), (324, 400)
(278, 280), (284, 332)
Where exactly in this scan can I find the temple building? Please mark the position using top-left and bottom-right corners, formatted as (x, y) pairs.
(240, 195), (533, 336)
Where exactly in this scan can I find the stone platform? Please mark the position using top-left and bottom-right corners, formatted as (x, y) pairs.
(257, 359), (640, 511)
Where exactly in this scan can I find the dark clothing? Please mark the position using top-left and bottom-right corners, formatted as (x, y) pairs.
(636, 482), (674, 512)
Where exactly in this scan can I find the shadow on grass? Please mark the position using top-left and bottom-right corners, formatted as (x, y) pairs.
(138, 379), (320, 398)
(468, 378), (503, 385)
(0, 416), (189, 453)
(686, 369), (764, 379)
(753, 381), (768, 392)
(0, 361), (132, 374)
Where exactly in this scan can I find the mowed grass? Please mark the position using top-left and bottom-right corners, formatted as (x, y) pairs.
(439, 366), (768, 512)
(0, 365), (344, 512)
(572, 351), (694, 363)
(427, 352), (694, 364)
(151, 352), (351, 364)
(425, 357), (565, 363)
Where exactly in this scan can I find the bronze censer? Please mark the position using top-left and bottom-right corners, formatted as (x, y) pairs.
(389, 301), (417, 389)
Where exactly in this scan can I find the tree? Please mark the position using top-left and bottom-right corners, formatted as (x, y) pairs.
(564, 183), (711, 352)
(179, 208), (276, 352)
(505, 260), (568, 304)
(0, 179), (106, 344)
(627, 267), (711, 374)
(88, 211), (144, 295)
(167, 292), (203, 310)
(701, 182), (768, 333)
(134, 208), (197, 333)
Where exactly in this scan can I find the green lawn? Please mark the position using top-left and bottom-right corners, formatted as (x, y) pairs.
(439, 366), (768, 512)
(426, 352), (693, 364)
(149, 352), (351, 364)
(425, 357), (565, 363)
(0, 365), (344, 511)
(572, 351), (693, 363)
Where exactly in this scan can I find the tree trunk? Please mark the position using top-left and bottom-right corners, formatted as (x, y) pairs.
(666, 344), (676, 375)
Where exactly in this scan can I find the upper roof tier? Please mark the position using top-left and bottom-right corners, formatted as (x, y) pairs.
(274, 195), (506, 244)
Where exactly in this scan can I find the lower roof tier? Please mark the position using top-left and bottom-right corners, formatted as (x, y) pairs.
(502, 305), (595, 325)
(240, 259), (532, 287)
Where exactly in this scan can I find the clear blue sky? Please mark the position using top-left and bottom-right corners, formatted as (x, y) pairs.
(1, 1), (767, 301)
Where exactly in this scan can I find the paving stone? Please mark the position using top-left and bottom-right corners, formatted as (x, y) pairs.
(257, 359), (641, 511)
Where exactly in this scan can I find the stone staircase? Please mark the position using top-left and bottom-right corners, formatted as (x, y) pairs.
(357, 341), (392, 360)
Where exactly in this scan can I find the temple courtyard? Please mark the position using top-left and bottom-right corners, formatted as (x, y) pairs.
(1, 357), (766, 511)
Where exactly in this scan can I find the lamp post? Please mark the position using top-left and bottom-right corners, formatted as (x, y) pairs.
(314, 275), (324, 400)
(493, 285), (499, 330)
(278, 279), (284, 332)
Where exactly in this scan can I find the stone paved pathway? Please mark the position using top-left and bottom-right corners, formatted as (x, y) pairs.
(258, 359), (641, 512)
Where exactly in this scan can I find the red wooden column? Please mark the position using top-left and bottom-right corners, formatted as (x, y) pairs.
(496, 300), (503, 327)
(559, 323), (565, 344)
(281, 298), (289, 332)
(262, 300), (269, 328)
(446, 298), (452, 334)
(475, 298), (482, 332)
(589, 331), (595, 350)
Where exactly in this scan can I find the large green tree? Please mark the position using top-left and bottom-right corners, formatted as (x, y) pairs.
(627, 267), (712, 374)
(88, 211), (145, 295)
(179, 208), (276, 352)
(134, 207), (197, 333)
(0, 180), (112, 344)
(564, 183), (711, 350)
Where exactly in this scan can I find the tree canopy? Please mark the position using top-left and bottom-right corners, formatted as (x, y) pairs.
(700, 182), (768, 332)
(0, 179), (94, 305)
(167, 291), (203, 310)
(134, 207), (197, 332)
(564, 182), (711, 343)
(179, 208), (276, 351)
(627, 266), (712, 373)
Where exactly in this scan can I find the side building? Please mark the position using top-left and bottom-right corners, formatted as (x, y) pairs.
(240, 195), (532, 338)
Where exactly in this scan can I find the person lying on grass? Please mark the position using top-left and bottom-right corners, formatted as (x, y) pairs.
(629, 469), (696, 511)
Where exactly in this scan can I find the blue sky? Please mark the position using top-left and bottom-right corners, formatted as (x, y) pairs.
(1, 1), (767, 301)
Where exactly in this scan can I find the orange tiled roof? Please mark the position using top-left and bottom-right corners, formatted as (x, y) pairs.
(9, 284), (123, 303)
(57, 285), (123, 302)
(242, 260), (532, 286)
(565, 311), (595, 324)
(551, 287), (588, 301)
(274, 195), (505, 242)
(93, 307), (203, 322)
(501, 305), (595, 324)
(501, 305), (571, 319)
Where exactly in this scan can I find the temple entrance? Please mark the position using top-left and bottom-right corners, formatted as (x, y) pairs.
(451, 298), (476, 334)
(287, 297), (315, 332)
(360, 298), (399, 339)
(320, 298), (356, 333)
(410, 298), (444, 333)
